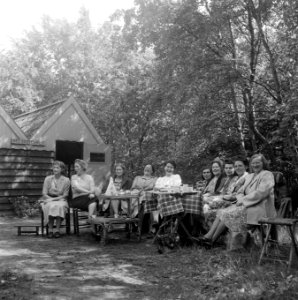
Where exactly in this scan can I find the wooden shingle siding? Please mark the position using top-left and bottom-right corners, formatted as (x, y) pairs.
(0, 148), (53, 213)
(0, 170), (49, 176)
(0, 163), (52, 169)
(0, 148), (55, 157)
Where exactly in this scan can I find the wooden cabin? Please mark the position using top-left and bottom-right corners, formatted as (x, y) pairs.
(0, 98), (111, 214)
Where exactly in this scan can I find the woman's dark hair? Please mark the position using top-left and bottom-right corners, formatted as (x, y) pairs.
(114, 163), (126, 174)
(223, 159), (237, 177)
(234, 157), (249, 167)
(201, 168), (212, 180)
(74, 159), (87, 171)
(249, 154), (270, 171)
(211, 160), (223, 173)
(224, 159), (234, 166)
(165, 160), (177, 170)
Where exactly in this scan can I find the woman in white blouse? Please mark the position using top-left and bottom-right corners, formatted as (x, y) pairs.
(154, 160), (182, 190)
(150, 160), (182, 233)
(70, 159), (97, 220)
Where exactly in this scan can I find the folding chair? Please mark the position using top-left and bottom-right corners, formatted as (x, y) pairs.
(258, 199), (298, 272)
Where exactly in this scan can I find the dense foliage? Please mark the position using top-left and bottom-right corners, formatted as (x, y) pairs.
(0, 1), (298, 181)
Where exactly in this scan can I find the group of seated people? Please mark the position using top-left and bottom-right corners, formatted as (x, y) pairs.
(40, 154), (277, 250)
(40, 159), (181, 238)
(198, 154), (276, 247)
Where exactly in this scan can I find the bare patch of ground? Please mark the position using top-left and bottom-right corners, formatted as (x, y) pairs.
(1, 216), (298, 300)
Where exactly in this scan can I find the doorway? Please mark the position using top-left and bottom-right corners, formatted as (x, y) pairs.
(55, 140), (84, 178)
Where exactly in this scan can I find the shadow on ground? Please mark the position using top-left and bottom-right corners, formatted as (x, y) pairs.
(1, 216), (298, 300)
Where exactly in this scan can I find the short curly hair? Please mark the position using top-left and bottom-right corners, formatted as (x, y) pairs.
(165, 160), (177, 170)
(52, 160), (66, 172)
(249, 154), (270, 171)
(74, 159), (88, 171)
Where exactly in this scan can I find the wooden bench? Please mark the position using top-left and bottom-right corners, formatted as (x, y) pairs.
(91, 216), (141, 245)
(258, 217), (298, 272)
(15, 225), (40, 236)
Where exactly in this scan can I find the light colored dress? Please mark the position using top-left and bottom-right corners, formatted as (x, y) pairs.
(41, 175), (70, 225)
(203, 176), (238, 228)
(218, 170), (276, 232)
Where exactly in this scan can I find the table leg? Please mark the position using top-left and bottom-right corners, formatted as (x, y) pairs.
(178, 216), (194, 243)
(137, 204), (144, 241)
(128, 199), (131, 218)
(100, 225), (107, 246)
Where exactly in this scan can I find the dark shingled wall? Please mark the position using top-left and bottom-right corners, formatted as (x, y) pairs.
(0, 148), (54, 214)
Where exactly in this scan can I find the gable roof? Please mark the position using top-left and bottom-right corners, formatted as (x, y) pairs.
(14, 100), (64, 139)
(14, 98), (104, 144)
(0, 104), (27, 139)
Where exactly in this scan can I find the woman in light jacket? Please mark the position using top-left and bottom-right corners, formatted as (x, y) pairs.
(201, 154), (276, 245)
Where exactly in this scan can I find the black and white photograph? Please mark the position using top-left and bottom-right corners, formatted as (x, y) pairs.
(1, 0), (298, 299)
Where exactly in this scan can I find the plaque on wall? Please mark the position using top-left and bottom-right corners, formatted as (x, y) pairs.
(90, 152), (105, 162)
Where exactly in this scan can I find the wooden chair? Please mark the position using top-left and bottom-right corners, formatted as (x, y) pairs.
(41, 207), (71, 236)
(258, 198), (298, 271)
(72, 208), (91, 235)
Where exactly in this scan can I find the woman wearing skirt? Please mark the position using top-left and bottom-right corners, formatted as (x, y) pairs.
(40, 161), (70, 238)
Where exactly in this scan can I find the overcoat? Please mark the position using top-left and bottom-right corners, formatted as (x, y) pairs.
(236, 170), (276, 225)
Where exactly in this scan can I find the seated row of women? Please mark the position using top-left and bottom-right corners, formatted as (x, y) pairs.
(40, 159), (181, 237)
(40, 159), (97, 238)
(199, 154), (276, 247)
(41, 153), (277, 248)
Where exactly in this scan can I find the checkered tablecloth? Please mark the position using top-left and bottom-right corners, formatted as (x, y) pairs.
(143, 192), (202, 217)
(181, 193), (202, 215)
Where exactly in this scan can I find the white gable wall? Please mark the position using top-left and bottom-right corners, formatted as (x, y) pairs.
(0, 116), (20, 147)
(0, 109), (27, 148)
(85, 143), (111, 185)
(34, 104), (111, 185)
(38, 105), (99, 149)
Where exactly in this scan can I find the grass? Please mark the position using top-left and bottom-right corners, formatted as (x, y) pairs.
(1, 216), (298, 299)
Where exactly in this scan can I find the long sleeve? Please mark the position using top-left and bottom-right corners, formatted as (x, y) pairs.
(62, 178), (70, 199)
(242, 172), (274, 208)
(131, 176), (140, 190)
(172, 174), (182, 186)
(42, 176), (51, 196)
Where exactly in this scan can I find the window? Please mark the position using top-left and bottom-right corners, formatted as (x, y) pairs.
(90, 152), (105, 162)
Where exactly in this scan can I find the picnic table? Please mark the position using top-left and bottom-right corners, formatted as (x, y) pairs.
(143, 190), (202, 216)
(92, 193), (141, 245)
(142, 190), (203, 253)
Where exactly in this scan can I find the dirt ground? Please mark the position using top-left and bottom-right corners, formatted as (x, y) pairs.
(1, 216), (298, 300)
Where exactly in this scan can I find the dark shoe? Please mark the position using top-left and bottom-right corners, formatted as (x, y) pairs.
(54, 232), (61, 238)
(47, 232), (54, 239)
(91, 231), (101, 241)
